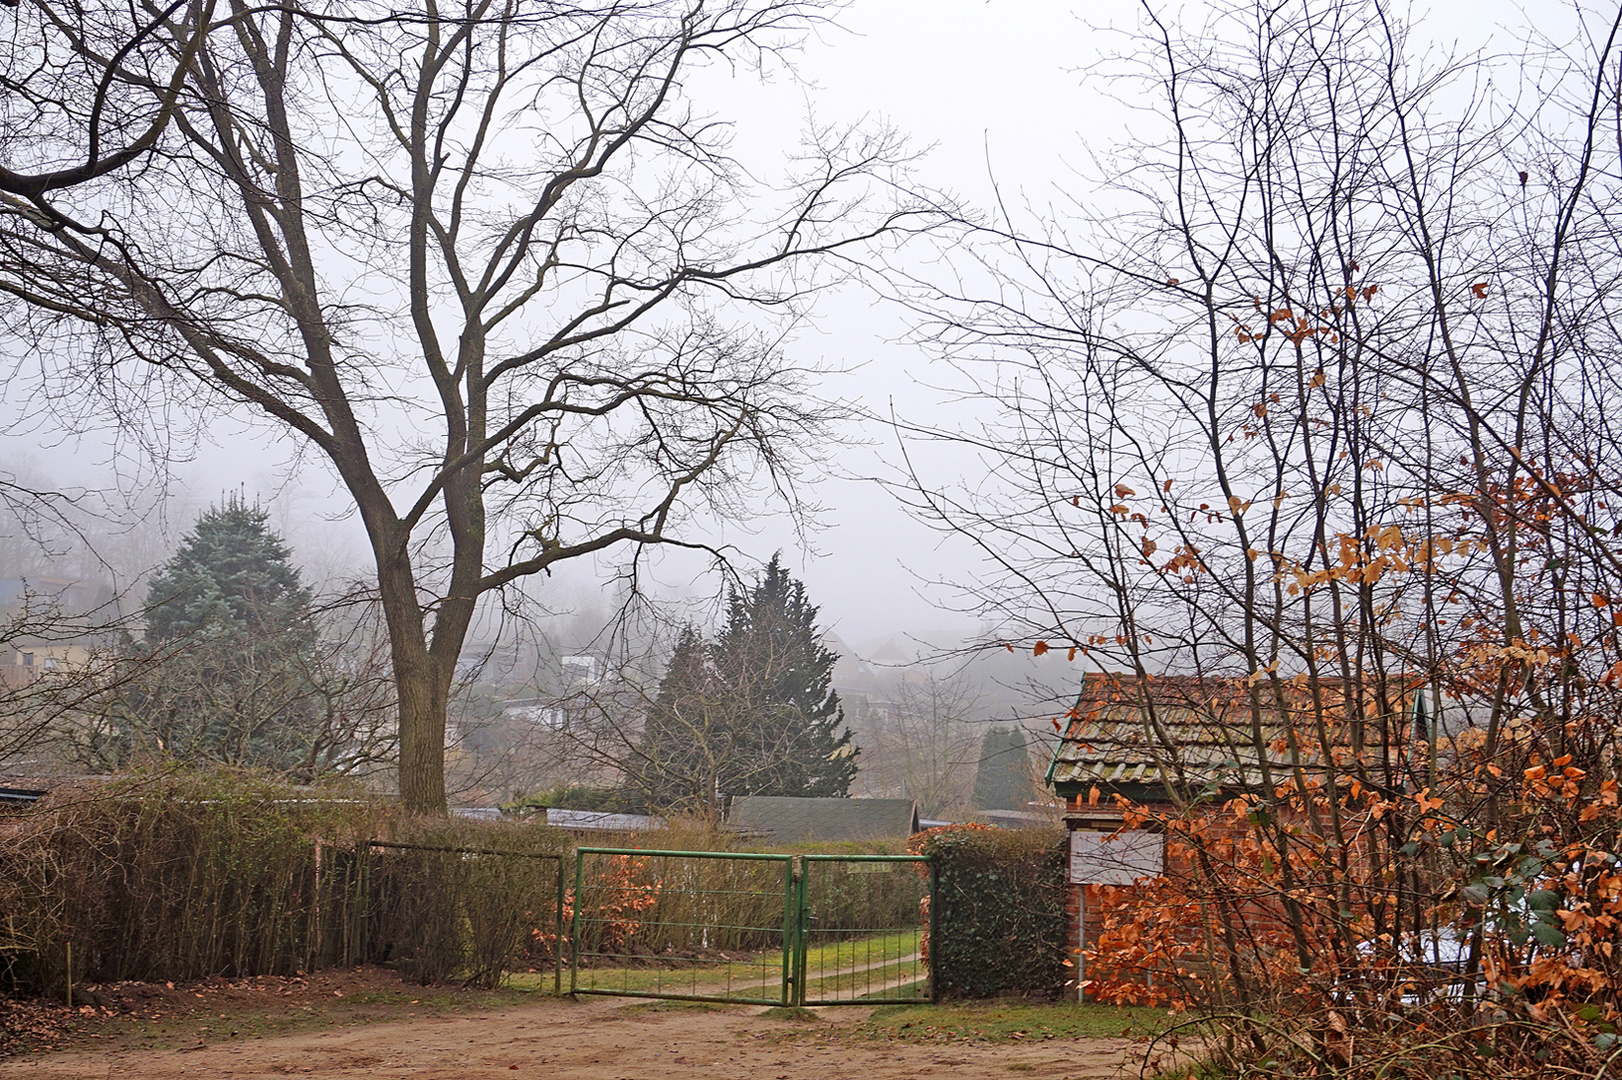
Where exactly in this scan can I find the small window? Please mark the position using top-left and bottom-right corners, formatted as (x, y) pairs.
(21, 652), (33, 668)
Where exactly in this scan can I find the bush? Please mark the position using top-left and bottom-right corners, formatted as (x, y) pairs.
(913, 825), (1068, 1000)
(0, 770), (581, 995)
(0, 769), (380, 994)
(360, 818), (570, 987)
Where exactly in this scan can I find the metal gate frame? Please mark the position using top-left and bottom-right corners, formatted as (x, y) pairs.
(795, 853), (936, 1006)
(569, 847), (935, 1006)
(356, 840), (567, 993)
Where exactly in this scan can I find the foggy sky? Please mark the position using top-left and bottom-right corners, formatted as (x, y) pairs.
(0, 0), (1556, 656)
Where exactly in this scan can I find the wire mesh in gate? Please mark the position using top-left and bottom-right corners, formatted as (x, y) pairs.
(570, 848), (794, 1005)
(356, 841), (566, 991)
(796, 854), (933, 1005)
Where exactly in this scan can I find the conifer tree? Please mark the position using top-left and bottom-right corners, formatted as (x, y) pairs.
(113, 497), (326, 772)
(145, 498), (314, 649)
(638, 556), (856, 807)
(636, 625), (728, 808)
(971, 725), (1035, 811)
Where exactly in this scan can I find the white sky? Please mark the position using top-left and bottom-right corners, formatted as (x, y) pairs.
(4, 0), (1568, 654)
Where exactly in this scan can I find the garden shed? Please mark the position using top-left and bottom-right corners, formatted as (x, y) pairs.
(1046, 672), (1411, 998)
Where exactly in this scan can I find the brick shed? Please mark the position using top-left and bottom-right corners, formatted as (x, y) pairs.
(1045, 672), (1413, 999)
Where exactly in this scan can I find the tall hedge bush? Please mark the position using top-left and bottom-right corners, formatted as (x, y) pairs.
(0, 771), (575, 994)
(915, 825), (1068, 999)
(361, 818), (570, 987)
(0, 770), (380, 994)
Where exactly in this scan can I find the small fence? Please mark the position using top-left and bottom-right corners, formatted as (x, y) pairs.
(569, 847), (933, 1007)
(354, 841), (566, 991)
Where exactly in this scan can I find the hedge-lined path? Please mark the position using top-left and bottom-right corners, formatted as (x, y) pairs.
(0, 992), (1158, 1079)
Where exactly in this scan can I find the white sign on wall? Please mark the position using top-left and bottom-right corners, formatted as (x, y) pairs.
(1067, 829), (1164, 885)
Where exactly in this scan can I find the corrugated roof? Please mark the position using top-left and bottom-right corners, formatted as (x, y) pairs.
(727, 796), (919, 843)
(1048, 674), (1410, 794)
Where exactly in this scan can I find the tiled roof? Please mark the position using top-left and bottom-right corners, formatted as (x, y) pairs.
(1047, 674), (1408, 794)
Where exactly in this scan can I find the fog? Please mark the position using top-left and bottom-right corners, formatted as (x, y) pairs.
(0, 0), (1561, 666)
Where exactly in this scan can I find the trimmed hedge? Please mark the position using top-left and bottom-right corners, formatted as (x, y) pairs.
(0, 771), (578, 995)
(917, 825), (1068, 999)
(0, 771), (381, 994)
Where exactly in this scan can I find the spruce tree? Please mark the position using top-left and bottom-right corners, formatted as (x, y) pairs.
(123, 497), (323, 772)
(145, 498), (315, 648)
(639, 555), (857, 806)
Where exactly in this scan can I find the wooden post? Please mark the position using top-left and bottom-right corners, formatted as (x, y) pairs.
(65, 941), (72, 1008)
(1076, 887), (1086, 1003)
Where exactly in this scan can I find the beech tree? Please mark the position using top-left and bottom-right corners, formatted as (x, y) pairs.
(0, 0), (923, 811)
(901, 0), (1622, 1071)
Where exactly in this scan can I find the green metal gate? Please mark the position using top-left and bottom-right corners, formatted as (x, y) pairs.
(569, 848), (933, 1006)
(795, 854), (933, 1005)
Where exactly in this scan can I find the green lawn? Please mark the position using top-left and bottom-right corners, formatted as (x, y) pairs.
(801, 929), (920, 971)
(859, 1000), (1181, 1042)
(511, 929), (926, 1001)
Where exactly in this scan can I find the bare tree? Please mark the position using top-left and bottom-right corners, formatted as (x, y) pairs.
(897, 0), (1622, 1062)
(0, 589), (126, 770)
(0, 0), (926, 811)
(0, 0), (219, 219)
(856, 667), (980, 816)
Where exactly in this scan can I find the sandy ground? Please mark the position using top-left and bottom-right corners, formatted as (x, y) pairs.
(0, 993), (1160, 1080)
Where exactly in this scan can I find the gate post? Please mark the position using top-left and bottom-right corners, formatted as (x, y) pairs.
(928, 857), (940, 1004)
(792, 856), (810, 1007)
(554, 854), (566, 996)
(568, 849), (586, 995)
(781, 856), (798, 1006)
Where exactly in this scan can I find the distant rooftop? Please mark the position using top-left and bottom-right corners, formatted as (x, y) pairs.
(727, 796), (919, 843)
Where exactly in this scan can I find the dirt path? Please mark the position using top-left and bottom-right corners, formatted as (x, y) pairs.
(0, 994), (1157, 1080)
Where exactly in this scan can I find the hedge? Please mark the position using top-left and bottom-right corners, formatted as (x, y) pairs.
(915, 824), (1068, 999)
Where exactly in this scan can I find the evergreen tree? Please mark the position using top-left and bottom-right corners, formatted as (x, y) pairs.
(121, 497), (325, 771)
(145, 498), (315, 648)
(971, 725), (1035, 811)
(638, 556), (857, 807)
(636, 625), (730, 808)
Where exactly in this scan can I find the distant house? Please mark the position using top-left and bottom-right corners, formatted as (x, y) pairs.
(449, 805), (664, 839)
(727, 796), (920, 844)
(0, 577), (109, 689)
(975, 807), (1056, 829)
